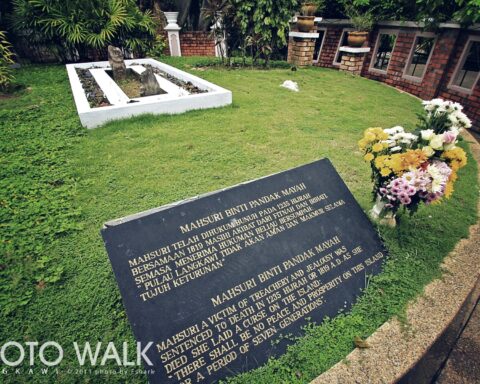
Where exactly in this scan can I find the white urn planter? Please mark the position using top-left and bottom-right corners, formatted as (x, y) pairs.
(164, 11), (180, 28)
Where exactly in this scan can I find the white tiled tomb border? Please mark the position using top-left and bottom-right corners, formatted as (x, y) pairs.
(66, 58), (232, 129)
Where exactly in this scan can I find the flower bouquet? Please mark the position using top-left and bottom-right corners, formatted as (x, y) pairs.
(358, 99), (471, 226)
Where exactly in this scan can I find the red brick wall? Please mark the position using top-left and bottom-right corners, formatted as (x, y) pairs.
(180, 31), (215, 57)
(310, 25), (480, 132)
(318, 26), (343, 68)
(437, 32), (480, 133)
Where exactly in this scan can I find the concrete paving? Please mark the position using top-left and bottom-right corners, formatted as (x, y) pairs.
(435, 301), (480, 384)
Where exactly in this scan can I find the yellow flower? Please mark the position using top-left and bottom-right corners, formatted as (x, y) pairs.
(442, 147), (467, 171)
(374, 155), (387, 169)
(358, 138), (369, 150)
(422, 146), (435, 157)
(364, 153), (374, 162)
(386, 155), (403, 173)
(369, 127), (384, 135)
(372, 143), (384, 153)
(402, 149), (428, 170)
(364, 132), (376, 142)
(380, 167), (392, 177)
(378, 132), (389, 140)
(444, 181), (454, 198)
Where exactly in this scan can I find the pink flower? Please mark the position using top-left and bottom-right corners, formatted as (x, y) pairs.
(426, 193), (439, 204)
(392, 179), (402, 188)
(443, 131), (457, 144)
(400, 196), (412, 205)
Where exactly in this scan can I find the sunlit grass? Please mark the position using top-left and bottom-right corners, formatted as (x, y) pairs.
(0, 57), (477, 383)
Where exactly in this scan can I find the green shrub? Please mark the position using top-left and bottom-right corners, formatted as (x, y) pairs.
(0, 31), (14, 91)
(9, 0), (156, 61)
(147, 34), (168, 59)
(231, 0), (299, 67)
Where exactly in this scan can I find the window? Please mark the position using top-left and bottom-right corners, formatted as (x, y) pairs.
(313, 29), (326, 63)
(333, 29), (352, 65)
(450, 37), (480, 92)
(370, 31), (397, 72)
(404, 34), (435, 80)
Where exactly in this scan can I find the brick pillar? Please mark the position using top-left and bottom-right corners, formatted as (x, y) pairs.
(338, 47), (371, 75)
(287, 32), (319, 67)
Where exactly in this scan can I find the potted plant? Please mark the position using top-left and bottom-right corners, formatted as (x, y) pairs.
(301, 2), (317, 16)
(162, 0), (179, 26)
(297, 1), (322, 32)
(347, 11), (374, 47)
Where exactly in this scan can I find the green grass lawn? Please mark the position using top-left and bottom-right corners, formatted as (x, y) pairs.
(0, 57), (478, 383)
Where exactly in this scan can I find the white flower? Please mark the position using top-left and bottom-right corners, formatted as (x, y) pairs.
(427, 164), (446, 193)
(421, 129), (435, 141)
(391, 146), (402, 152)
(392, 133), (403, 141)
(430, 134), (444, 150)
(402, 133), (418, 141)
(384, 126), (405, 136)
(457, 112), (472, 128)
(424, 98), (446, 112)
(444, 101), (455, 112)
(451, 102), (463, 111)
(449, 126), (460, 136)
(422, 146), (435, 157)
(448, 113), (459, 126)
(431, 98), (445, 105)
(392, 125), (405, 134)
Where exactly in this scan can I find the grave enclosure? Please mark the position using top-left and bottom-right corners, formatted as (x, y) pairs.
(66, 58), (232, 129)
(102, 159), (387, 384)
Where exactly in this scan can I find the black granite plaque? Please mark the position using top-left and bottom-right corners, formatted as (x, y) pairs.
(101, 159), (386, 384)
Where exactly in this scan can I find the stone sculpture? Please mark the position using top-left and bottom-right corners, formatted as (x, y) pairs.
(140, 67), (162, 96)
(108, 45), (127, 81)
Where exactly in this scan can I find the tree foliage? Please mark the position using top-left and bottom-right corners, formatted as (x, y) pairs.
(0, 30), (15, 91)
(340, 0), (480, 25)
(230, 0), (298, 66)
(8, 0), (156, 61)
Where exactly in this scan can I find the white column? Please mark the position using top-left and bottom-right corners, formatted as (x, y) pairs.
(164, 12), (182, 57)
